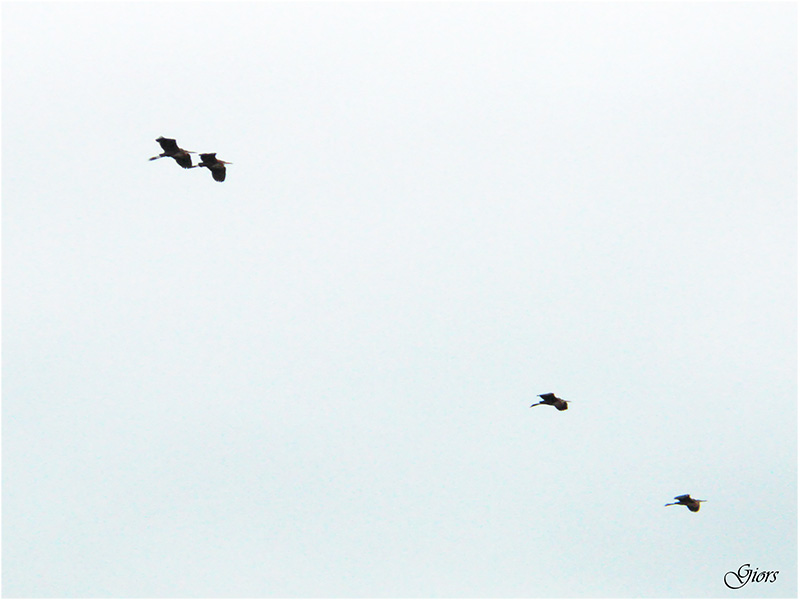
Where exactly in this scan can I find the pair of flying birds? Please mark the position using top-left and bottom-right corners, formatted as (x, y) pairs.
(149, 137), (231, 182)
(532, 392), (706, 513)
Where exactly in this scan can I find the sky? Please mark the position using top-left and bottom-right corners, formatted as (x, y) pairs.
(2, 1), (797, 597)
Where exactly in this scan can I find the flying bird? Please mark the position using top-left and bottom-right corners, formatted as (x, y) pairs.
(149, 137), (194, 168)
(665, 494), (706, 512)
(531, 392), (569, 411)
(194, 153), (232, 182)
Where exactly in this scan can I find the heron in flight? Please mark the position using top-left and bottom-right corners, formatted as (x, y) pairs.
(149, 137), (194, 168)
(531, 393), (569, 411)
(665, 494), (706, 512)
(194, 153), (232, 182)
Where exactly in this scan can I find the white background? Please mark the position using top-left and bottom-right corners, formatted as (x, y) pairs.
(3, 2), (796, 597)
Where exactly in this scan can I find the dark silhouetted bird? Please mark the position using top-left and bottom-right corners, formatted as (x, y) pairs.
(531, 393), (569, 411)
(149, 137), (194, 168)
(194, 153), (232, 182)
(665, 494), (706, 512)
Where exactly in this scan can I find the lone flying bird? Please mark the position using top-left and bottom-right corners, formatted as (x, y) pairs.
(531, 393), (569, 411)
(194, 153), (232, 182)
(149, 137), (194, 168)
(665, 494), (706, 512)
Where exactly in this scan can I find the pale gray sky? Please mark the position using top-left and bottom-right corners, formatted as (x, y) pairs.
(3, 1), (797, 597)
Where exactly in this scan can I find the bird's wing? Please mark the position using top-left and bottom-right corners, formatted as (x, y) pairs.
(158, 138), (180, 153)
(538, 393), (557, 401)
(212, 166), (226, 182)
(174, 154), (193, 168)
(674, 494), (692, 501)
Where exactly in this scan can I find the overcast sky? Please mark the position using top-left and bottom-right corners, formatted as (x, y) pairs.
(3, 1), (797, 597)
